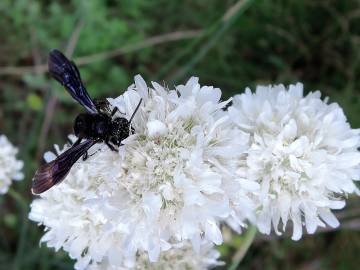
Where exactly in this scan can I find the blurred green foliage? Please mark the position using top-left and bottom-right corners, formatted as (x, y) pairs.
(1, 0), (360, 269)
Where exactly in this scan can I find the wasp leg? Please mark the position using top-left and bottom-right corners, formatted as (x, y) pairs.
(72, 137), (82, 147)
(111, 107), (119, 117)
(105, 141), (118, 152)
(130, 126), (135, 134)
(82, 151), (88, 161)
(82, 150), (98, 161)
(68, 137), (82, 146)
(110, 136), (121, 147)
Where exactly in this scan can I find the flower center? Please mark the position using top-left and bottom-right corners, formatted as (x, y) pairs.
(122, 119), (196, 204)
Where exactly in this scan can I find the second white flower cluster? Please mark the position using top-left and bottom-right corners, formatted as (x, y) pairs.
(30, 76), (360, 270)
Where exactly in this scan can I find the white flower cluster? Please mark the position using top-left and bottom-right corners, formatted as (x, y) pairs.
(0, 134), (24, 194)
(228, 83), (360, 240)
(29, 78), (360, 269)
(87, 242), (223, 270)
(30, 76), (251, 269)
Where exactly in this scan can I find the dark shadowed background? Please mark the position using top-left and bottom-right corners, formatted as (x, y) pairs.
(1, 0), (360, 269)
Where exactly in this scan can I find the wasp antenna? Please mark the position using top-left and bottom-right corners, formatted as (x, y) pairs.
(129, 98), (142, 123)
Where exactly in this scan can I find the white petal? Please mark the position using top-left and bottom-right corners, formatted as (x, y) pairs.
(282, 119), (297, 140)
(319, 209), (340, 228)
(44, 151), (56, 162)
(291, 207), (302, 241)
(204, 219), (223, 245)
(304, 213), (318, 234)
(197, 86), (221, 104)
(134, 74), (148, 99)
(257, 209), (272, 235)
(142, 192), (162, 220)
(147, 120), (168, 137)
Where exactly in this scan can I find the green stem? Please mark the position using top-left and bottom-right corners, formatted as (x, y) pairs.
(7, 188), (28, 210)
(8, 188), (30, 270)
(228, 226), (257, 270)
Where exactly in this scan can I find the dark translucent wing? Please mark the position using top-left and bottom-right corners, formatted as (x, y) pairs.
(48, 49), (97, 113)
(32, 140), (96, 194)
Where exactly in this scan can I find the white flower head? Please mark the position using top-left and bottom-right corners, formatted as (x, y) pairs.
(88, 242), (223, 270)
(228, 83), (360, 240)
(29, 75), (250, 269)
(0, 134), (24, 194)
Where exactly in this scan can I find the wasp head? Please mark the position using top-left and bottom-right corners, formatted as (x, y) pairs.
(74, 113), (91, 138)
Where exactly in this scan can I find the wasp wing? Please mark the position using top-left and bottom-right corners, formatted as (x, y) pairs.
(32, 140), (96, 194)
(48, 49), (97, 114)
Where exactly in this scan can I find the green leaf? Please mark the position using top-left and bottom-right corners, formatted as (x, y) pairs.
(26, 94), (43, 111)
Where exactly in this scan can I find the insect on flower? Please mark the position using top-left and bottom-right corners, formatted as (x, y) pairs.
(31, 49), (142, 195)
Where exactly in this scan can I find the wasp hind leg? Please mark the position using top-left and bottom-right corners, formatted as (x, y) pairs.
(82, 151), (88, 161)
(82, 150), (99, 161)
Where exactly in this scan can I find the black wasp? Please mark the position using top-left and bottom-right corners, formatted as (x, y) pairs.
(32, 49), (142, 195)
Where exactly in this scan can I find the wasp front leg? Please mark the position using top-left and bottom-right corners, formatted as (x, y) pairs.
(111, 107), (119, 117)
(105, 139), (118, 152)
